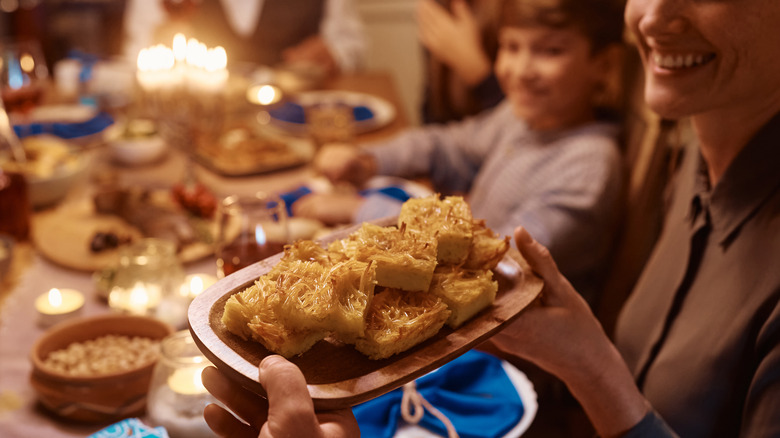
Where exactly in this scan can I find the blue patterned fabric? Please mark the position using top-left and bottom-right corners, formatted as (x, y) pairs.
(269, 101), (373, 124)
(279, 185), (411, 218)
(354, 350), (524, 438)
(13, 112), (114, 139)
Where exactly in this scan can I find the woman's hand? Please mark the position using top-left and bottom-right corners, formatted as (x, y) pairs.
(314, 144), (377, 186)
(292, 192), (365, 226)
(491, 227), (611, 376)
(417, 0), (492, 86)
(202, 355), (360, 438)
(491, 227), (650, 436)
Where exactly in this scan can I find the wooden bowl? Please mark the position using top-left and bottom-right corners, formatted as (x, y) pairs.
(29, 313), (174, 423)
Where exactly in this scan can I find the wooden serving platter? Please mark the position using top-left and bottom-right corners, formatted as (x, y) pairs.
(188, 219), (543, 410)
(32, 193), (220, 272)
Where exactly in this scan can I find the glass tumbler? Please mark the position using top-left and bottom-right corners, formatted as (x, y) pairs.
(215, 192), (288, 278)
(0, 39), (48, 117)
(147, 330), (217, 438)
(108, 238), (185, 318)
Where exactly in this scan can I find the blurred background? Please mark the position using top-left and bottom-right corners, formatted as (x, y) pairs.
(0, 0), (426, 124)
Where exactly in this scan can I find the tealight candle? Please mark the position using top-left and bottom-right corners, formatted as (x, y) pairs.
(167, 365), (208, 395)
(181, 274), (217, 300)
(247, 84), (282, 106)
(35, 288), (85, 328)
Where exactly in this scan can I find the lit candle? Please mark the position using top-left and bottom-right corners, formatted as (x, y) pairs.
(181, 274), (217, 300)
(183, 40), (228, 94)
(247, 84), (282, 106)
(35, 288), (85, 328)
(109, 282), (163, 315)
(136, 45), (176, 92)
(167, 365), (208, 395)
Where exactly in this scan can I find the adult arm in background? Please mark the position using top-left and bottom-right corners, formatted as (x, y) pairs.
(202, 355), (359, 438)
(121, 0), (167, 61)
(417, 0), (493, 87)
(490, 227), (677, 437)
(283, 0), (368, 74)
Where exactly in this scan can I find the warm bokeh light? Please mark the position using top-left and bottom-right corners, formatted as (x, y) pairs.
(206, 46), (227, 72)
(137, 45), (175, 72)
(185, 38), (207, 68)
(19, 53), (34, 73)
(47, 288), (63, 307)
(256, 85), (277, 105)
(172, 33), (187, 62)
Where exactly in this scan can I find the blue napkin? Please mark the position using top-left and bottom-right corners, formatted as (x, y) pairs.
(13, 112), (114, 139)
(354, 350), (525, 438)
(269, 101), (374, 124)
(278, 185), (412, 218)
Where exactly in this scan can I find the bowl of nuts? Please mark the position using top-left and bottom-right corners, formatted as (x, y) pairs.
(29, 313), (174, 423)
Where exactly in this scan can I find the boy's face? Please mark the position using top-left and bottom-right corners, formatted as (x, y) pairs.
(495, 25), (609, 131)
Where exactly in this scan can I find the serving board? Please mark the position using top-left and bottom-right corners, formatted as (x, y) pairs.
(32, 193), (219, 272)
(189, 218), (543, 410)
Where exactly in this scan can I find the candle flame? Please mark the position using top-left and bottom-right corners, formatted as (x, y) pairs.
(20, 53), (35, 73)
(190, 275), (204, 296)
(255, 85), (278, 105)
(255, 225), (267, 246)
(192, 369), (206, 391)
(205, 46), (228, 72)
(130, 284), (150, 306)
(172, 33), (187, 62)
(137, 45), (174, 72)
(186, 38), (207, 68)
(48, 288), (63, 307)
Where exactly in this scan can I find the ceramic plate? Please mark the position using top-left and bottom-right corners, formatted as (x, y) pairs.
(268, 90), (396, 135)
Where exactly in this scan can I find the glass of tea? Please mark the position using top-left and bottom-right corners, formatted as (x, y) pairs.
(215, 192), (288, 278)
(0, 40), (48, 119)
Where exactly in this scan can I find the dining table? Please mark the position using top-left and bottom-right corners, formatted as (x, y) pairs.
(0, 70), (411, 438)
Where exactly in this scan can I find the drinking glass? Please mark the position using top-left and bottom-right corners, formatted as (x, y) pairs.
(0, 40), (48, 117)
(147, 330), (216, 438)
(215, 192), (288, 278)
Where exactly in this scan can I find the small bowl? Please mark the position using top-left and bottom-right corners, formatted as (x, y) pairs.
(105, 119), (167, 166)
(27, 153), (88, 209)
(30, 313), (174, 423)
(109, 135), (167, 166)
(1, 135), (89, 209)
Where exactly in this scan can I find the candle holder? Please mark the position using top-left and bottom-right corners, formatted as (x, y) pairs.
(108, 239), (185, 322)
(136, 37), (229, 187)
(147, 330), (217, 438)
(35, 288), (85, 328)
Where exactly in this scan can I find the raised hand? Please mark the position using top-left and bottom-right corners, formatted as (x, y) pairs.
(417, 0), (492, 85)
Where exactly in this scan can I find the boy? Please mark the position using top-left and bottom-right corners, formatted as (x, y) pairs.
(294, 0), (626, 302)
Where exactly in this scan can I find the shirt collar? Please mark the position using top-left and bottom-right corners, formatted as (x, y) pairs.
(688, 111), (780, 244)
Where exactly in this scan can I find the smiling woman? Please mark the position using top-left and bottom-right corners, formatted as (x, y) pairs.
(488, 0), (780, 436)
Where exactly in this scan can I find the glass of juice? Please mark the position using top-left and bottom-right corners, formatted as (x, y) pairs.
(215, 192), (288, 278)
(0, 40), (48, 118)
